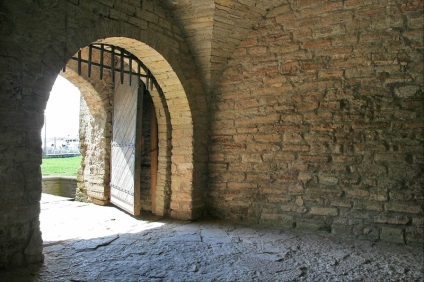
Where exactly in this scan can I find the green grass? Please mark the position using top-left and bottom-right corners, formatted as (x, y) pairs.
(41, 156), (81, 176)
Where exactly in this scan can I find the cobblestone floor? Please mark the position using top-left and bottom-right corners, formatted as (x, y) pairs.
(1, 194), (423, 281)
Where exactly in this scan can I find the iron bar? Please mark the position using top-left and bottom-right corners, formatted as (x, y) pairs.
(120, 48), (124, 84)
(91, 44), (137, 61)
(138, 63), (141, 83)
(100, 44), (104, 80)
(69, 43), (161, 92)
(69, 57), (150, 78)
(77, 50), (82, 75)
(63, 13), (68, 73)
(129, 58), (132, 86)
(146, 70), (150, 90)
(90, 44), (151, 79)
(111, 45), (115, 82)
(88, 44), (92, 78)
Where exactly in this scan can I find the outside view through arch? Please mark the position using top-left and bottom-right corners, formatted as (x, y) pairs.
(41, 76), (81, 177)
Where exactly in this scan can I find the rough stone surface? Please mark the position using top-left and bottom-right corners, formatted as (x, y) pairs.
(0, 194), (422, 282)
(0, 0), (422, 270)
(208, 0), (424, 245)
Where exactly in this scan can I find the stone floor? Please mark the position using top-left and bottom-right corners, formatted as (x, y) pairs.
(1, 194), (423, 282)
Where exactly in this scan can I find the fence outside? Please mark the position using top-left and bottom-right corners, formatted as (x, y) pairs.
(43, 137), (80, 158)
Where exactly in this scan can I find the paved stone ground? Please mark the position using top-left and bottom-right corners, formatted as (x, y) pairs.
(1, 194), (423, 281)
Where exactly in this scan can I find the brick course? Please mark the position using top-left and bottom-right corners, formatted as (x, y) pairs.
(209, 0), (423, 245)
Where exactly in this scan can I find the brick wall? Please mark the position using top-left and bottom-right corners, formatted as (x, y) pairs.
(209, 1), (423, 244)
(164, 0), (215, 90)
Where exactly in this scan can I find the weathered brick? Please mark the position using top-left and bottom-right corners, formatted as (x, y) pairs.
(319, 174), (339, 185)
(374, 214), (411, 225)
(282, 144), (310, 152)
(310, 207), (338, 216)
(394, 85), (420, 98)
(385, 203), (423, 214)
(345, 189), (370, 199)
(330, 199), (352, 208)
(331, 224), (353, 236)
(353, 200), (383, 211)
(369, 188), (388, 202)
(356, 225), (380, 241)
(255, 133), (281, 143)
(241, 153), (262, 163)
(301, 155), (330, 163)
(296, 218), (329, 231)
(405, 226), (424, 245)
(303, 38), (332, 49)
(354, 164), (387, 176)
(380, 227), (405, 244)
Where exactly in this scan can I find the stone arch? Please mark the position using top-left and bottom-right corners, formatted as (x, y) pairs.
(61, 36), (205, 219)
(50, 2), (210, 219)
(0, 1), (208, 268)
(94, 37), (197, 218)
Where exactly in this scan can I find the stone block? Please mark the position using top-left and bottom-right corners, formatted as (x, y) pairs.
(353, 200), (383, 212)
(405, 226), (424, 245)
(296, 218), (331, 232)
(395, 86), (420, 98)
(385, 202), (423, 214)
(345, 189), (370, 200)
(380, 227), (405, 244)
(374, 214), (411, 225)
(318, 174), (339, 185)
(331, 224), (353, 236)
(310, 207), (338, 216)
(357, 225), (380, 241)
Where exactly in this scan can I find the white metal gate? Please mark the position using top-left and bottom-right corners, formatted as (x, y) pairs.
(110, 75), (143, 215)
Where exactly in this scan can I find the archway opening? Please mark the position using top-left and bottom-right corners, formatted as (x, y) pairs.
(41, 76), (80, 159)
(54, 38), (198, 220)
(38, 42), (165, 247)
(40, 76), (81, 198)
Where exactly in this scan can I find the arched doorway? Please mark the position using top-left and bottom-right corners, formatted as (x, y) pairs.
(61, 39), (202, 219)
(0, 1), (208, 268)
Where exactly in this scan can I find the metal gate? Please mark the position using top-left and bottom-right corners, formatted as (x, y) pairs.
(66, 43), (161, 215)
(110, 74), (144, 215)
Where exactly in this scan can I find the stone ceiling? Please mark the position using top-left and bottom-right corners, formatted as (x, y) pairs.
(160, 0), (283, 93)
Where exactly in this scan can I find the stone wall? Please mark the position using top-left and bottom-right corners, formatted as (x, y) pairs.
(41, 177), (77, 199)
(209, 1), (423, 244)
(77, 92), (112, 204)
(0, 0), (422, 271)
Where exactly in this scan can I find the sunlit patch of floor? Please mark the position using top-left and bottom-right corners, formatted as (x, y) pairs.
(0, 194), (422, 282)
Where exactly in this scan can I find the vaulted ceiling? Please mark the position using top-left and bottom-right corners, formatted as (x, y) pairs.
(161, 0), (283, 93)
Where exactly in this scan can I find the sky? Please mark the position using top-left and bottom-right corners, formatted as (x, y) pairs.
(41, 76), (80, 140)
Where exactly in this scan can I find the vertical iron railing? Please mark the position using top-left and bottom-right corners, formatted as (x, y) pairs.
(65, 43), (160, 91)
